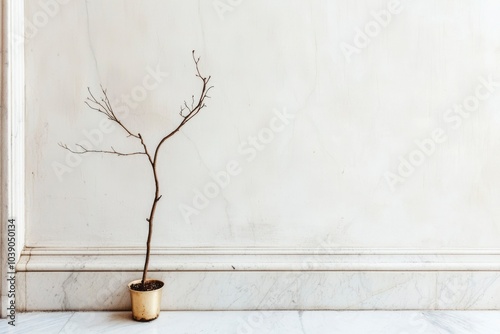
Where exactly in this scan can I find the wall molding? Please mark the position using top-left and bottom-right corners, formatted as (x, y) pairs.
(1, 0), (25, 319)
(16, 248), (500, 311)
(17, 247), (500, 272)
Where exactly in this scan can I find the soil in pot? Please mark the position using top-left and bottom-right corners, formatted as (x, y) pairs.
(130, 280), (164, 291)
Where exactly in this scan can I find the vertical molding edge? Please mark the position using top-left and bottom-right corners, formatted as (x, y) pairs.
(1, 0), (24, 319)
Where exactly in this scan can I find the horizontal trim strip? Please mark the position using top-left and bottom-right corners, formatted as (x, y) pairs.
(21, 247), (500, 255)
(17, 247), (500, 272)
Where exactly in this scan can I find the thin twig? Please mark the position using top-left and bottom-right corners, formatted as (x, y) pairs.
(59, 143), (145, 157)
(85, 86), (140, 139)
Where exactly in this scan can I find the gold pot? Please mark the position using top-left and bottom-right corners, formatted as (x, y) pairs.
(128, 279), (164, 322)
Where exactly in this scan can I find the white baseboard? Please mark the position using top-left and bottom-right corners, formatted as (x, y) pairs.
(16, 247), (500, 311)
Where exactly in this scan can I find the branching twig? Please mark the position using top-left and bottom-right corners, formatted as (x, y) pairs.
(85, 85), (140, 139)
(60, 50), (213, 288)
(59, 143), (146, 157)
(156, 50), (213, 165)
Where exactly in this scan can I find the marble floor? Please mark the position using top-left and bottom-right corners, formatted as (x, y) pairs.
(1, 311), (500, 333)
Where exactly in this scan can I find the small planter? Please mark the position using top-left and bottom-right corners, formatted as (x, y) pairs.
(128, 279), (164, 322)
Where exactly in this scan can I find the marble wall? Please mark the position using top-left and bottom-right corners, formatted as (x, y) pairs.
(20, 0), (500, 310)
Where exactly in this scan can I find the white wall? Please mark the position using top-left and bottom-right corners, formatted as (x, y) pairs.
(19, 0), (500, 311)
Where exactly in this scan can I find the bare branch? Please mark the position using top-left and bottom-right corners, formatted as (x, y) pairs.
(59, 142), (146, 157)
(152, 51), (213, 167)
(100, 85), (114, 112)
(63, 51), (214, 287)
(85, 86), (140, 139)
(138, 133), (154, 167)
(183, 101), (191, 113)
(179, 106), (186, 117)
(86, 88), (113, 120)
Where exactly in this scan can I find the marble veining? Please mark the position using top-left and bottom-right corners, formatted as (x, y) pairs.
(15, 271), (500, 311)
